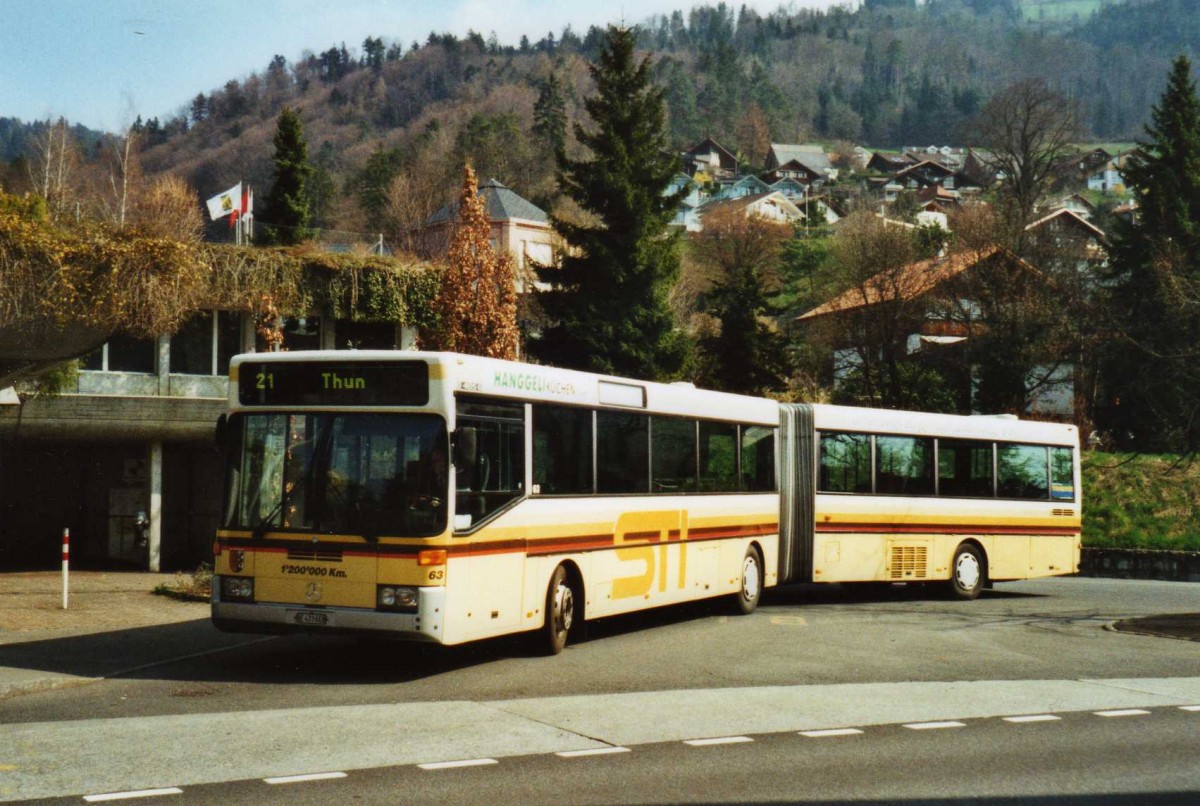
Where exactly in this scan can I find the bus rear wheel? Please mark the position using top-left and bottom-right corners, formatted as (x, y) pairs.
(734, 546), (763, 615)
(542, 565), (577, 655)
(947, 543), (985, 600)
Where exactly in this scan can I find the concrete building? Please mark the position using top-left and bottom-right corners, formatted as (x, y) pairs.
(0, 313), (417, 571)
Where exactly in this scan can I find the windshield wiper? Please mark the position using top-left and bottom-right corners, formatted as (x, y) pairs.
(252, 484), (295, 539)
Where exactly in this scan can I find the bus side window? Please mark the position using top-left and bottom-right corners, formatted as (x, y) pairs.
(938, 439), (995, 497)
(597, 411), (649, 494)
(699, 421), (738, 492)
(875, 435), (934, 496)
(998, 444), (1050, 500)
(652, 417), (697, 493)
(819, 432), (871, 494)
(455, 397), (525, 527)
(533, 404), (594, 495)
(741, 426), (776, 492)
(1050, 447), (1075, 501)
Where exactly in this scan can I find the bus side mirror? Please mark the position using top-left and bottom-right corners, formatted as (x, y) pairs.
(453, 427), (477, 475)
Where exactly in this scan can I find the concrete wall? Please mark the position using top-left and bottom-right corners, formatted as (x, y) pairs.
(1079, 547), (1200, 583)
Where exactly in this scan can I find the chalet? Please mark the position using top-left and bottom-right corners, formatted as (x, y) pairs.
(867, 151), (917, 175)
(696, 191), (805, 227)
(1047, 193), (1098, 220)
(416, 179), (556, 290)
(710, 174), (772, 202)
(764, 143), (835, 185)
(797, 247), (1073, 416)
(682, 137), (739, 179)
(768, 177), (809, 202)
(1088, 154), (1130, 194)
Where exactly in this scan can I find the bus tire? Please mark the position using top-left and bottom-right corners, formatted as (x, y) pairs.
(734, 545), (764, 615)
(947, 542), (985, 600)
(542, 565), (577, 655)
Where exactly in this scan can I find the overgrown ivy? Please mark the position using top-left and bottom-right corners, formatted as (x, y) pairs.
(0, 194), (442, 350)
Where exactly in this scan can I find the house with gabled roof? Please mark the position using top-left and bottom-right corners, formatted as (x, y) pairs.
(696, 191), (804, 228)
(710, 174), (772, 202)
(682, 137), (739, 179)
(797, 245), (1075, 416)
(416, 178), (557, 291)
(765, 143), (835, 184)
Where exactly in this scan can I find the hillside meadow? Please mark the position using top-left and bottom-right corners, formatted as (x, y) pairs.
(1084, 452), (1200, 551)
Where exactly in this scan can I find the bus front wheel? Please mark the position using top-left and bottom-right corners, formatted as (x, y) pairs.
(542, 565), (577, 655)
(947, 543), (985, 600)
(734, 546), (764, 615)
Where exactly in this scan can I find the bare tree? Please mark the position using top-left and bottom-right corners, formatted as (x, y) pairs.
(969, 79), (1080, 247)
(26, 118), (82, 219)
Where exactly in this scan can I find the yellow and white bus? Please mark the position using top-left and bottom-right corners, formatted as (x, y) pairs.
(212, 351), (1080, 652)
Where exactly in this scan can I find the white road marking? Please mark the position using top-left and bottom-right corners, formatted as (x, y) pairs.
(903, 721), (967, 730)
(418, 758), (499, 770)
(1095, 709), (1151, 717)
(263, 771), (348, 785)
(684, 736), (754, 746)
(556, 747), (632, 758)
(1003, 715), (1062, 723)
(800, 728), (865, 737)
(83, 788), (184, 802)
(1181, 705), (1200, 712)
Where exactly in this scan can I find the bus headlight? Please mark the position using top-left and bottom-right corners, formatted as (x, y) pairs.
(221, 576), (254, 601)
(377, 585), (418, 612)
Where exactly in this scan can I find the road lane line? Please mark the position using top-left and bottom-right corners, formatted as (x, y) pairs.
(684, 736), (754, 746)
(903, 721), (967, 730)
(1003, 715), (1062, 723)
(83, 788), (184, 802)
(418, 758), (499, 770)
(1181, 705), (1200, 712)
(556, 747), (632, 758)
(263, 772), (348, 784)
(1095, 709), (1151, 717)
(800, 728), (864, 737)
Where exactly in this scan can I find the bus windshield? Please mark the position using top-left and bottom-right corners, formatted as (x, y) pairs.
(223, 412), (448, 539)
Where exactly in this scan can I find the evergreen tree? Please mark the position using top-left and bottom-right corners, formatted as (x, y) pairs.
(528, 26), (688, 379)
(692, 211), (791, 395)
(1102, 55), (1200, 451)
(258, 107), (314, 245)
(532, 72), (567, 160)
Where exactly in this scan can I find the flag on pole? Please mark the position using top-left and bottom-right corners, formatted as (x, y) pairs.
(206, 182), (242, 221)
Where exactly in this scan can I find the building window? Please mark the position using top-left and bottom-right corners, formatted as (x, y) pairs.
(334, 320), (396, 350)
(80, 334), (157, 373)
(170, 311), (240, 375)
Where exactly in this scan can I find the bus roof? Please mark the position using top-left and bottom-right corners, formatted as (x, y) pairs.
(230, 351), (781, 425)
(809, 403), (1078, 446)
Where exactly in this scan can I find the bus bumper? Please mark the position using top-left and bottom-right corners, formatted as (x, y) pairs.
(211, 586), (446, 642)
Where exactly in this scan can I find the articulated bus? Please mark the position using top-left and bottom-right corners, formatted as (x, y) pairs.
(212, 351), (1080, 653)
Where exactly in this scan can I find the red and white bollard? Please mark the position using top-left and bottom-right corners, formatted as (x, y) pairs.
(61, 528), (69, 610)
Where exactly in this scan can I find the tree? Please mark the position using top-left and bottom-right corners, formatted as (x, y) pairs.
(532, 72), (568, 160)
(528, 26), (688, 379)
(427, 163), (518, 359)
(258, 107), (314, 245)
(1102, 55), (1200, 451)
(968, 79), (1079, 245)
(691, 210), (791, 394)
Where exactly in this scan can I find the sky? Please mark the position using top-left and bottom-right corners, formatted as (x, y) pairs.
(2, 0), (853, 133)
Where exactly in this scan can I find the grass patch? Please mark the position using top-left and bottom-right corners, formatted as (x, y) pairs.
(1083, 452), (1200, 551)
(153, 563), (212, 602)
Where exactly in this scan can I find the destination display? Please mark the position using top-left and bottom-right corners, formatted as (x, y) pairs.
(237, 361), (430, 406)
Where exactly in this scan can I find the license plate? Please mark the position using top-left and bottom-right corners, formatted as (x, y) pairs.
(290, 610), (330, 626)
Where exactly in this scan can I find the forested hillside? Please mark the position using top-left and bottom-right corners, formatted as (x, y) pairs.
(1, 0), (1195, 241)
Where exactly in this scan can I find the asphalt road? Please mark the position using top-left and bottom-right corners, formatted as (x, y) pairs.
(26, 705), (1200, 805)
(2, 576), (1198, 802)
